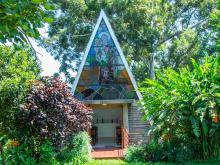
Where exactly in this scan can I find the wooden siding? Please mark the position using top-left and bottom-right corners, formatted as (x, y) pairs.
(128, 103), (151, 144)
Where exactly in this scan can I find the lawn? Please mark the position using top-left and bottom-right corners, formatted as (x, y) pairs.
(85, 158), (220, 165)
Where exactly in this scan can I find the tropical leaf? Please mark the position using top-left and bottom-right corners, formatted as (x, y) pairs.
(192, 94), (208, 105)
(214, 93), (220, 97)
(190, 116), (200, 137)
(209, 128), (218, 137)
(201, 121), (208, 137)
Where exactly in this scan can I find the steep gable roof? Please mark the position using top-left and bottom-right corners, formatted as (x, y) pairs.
(73, 10), (141, 100)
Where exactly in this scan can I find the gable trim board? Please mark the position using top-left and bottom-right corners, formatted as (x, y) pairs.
(72, 10), (142, 100)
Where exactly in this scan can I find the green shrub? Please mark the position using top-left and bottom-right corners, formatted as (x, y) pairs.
(38, 141), (56, 165)
(125, 143), (166, 163)
(143, 142), (165, 162)
(125, 140), (193, 163)
(4, 140), (36, 165)
(124, 145), (146, 163)
(56, 131), (92, 164)
(1, 140), (56, 165)
(162, 139), (192, 162)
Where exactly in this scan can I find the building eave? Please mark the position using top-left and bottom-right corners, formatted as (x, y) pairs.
(82, 99), (136, 104)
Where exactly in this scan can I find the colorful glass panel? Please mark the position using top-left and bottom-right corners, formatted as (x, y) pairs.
(75, 19), (138, 100)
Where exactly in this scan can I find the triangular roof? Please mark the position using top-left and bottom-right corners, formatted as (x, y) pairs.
(73, 10), (142, 100)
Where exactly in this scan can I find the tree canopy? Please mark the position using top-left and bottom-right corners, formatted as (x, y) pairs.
(0, 0), (54, 47)
(42, 0), (216, 82)
(209, 0), (220, 54)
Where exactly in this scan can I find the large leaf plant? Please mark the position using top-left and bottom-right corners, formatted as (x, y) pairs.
(140, 55), (220, 159)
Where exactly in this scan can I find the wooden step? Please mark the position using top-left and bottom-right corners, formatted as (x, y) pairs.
(91, 148), (124, 159)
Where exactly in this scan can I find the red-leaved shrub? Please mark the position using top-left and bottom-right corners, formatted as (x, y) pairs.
(17, 77), (92, 148)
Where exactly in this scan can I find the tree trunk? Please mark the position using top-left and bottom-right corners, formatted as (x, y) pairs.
(149, 53), (155, 79)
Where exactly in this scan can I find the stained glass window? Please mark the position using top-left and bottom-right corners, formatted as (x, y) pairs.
(75, 19), (138, 100)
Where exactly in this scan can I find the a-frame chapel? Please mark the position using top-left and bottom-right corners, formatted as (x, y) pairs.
(73, 10), (149, 149)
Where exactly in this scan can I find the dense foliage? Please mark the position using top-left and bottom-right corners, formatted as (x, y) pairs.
(42, 0), (216, 81)
(56, 131), (91, 164)
(0, 45), (40, 164)
(125, 141), (192, 163)
(1, 132), (91, 164)
(2, 140), (55, 164)
(1, 76), (92, 164)
(0, 0), (54, 45)
(140, 56), (220, 159)
(1, 1), (220, 164)
(124, 145), (146, 163)
(0, 45), (40, 137)
(210, 0), (220, 54)
(17, 77), (93, 148)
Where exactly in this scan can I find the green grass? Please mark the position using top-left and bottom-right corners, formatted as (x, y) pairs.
(84, 159), (141, 165)
(84, 158), (220, 165)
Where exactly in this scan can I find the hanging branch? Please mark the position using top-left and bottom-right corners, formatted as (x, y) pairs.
(16, 27), (44, 56)
(159, 19), (208, 46)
